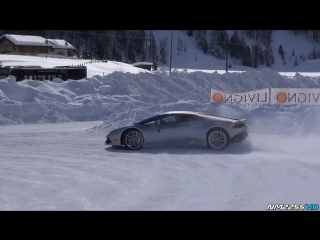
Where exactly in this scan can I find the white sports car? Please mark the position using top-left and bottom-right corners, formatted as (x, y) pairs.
(105, 111), (248, 150)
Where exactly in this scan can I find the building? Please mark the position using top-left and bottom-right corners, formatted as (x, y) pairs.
(0, 34), (75, 57)
(46, 39), (75, 57)
(132, 62), (154, 71)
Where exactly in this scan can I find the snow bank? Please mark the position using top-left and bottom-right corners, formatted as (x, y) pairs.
(0, 54), (149, 78)
(1, 69), (320, 136)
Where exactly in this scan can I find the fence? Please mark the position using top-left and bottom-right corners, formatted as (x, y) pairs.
(210, 88), (320, 105)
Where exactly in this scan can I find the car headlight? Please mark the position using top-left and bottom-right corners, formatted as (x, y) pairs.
(225, 122), (235, 128)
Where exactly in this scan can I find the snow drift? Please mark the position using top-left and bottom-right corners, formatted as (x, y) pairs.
(1, 69), (320, 136)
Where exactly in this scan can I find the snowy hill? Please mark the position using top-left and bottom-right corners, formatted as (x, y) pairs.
(153, 30), (320, 72)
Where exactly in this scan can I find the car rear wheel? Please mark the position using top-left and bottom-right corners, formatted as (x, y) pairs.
(123, 129), (144, 150)
(207, 129), (229, 150)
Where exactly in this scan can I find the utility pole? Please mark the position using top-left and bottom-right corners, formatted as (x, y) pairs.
(145, 30), (148, 61)
(152, 34), (155, 63)
(225, 34), (228, 73)
(152, 32), (154, 63)
(169, 31), (173, 74)
(126, 31), (129, 62)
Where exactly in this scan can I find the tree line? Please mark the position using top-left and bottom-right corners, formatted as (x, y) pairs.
(1, 30), (320, 68)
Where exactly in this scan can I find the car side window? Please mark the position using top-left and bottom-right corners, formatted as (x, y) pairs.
(142, 114), (200, 126)
(143, 116), (161, 125)
(183, 114), (200, 122)
(159, 115), (177, 125)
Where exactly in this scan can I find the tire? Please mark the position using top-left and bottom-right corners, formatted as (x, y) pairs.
(122, 129), (144, 150)
(206, 129), (230, 150)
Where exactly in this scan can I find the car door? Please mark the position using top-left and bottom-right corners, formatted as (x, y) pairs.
(181, 114), (205, 143)
(145, 114), (186, 144)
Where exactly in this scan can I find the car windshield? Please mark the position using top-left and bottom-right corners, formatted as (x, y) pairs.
(137, 115), (160, 124)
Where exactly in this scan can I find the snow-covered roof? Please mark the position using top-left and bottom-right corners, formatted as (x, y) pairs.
(0, 34), (75, 49)
(0, 34), (51, 47)
(46, 39), (75, 50)
(132, 62), (153, 66)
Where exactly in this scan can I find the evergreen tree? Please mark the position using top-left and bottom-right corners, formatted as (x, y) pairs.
(187, 30), (193, 37)
(111, 46), (118, 61)
(140, 49), (146, 62)
(259, 48), (265, 65)
(202, 37), (208, 54)
(149, 32), (159, 62)
(251, 43), (261, 68)
(128, 42), (136, 63)
(159, 37), (168, 64)
(264, 44), (274, 67)
(242, 46), (252, 67)
(177, 35), (183, 55)
(278, 44), (284, 60)
(95, 41), (104, 60)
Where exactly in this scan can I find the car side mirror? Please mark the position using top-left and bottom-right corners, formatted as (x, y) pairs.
(148, 121), (159, 127)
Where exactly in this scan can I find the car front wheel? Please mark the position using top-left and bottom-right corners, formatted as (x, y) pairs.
(123, 129), (144, 150)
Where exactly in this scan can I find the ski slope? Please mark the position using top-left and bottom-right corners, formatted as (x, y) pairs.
(153, 30), (320, 73)
(1, 57), (320, 210)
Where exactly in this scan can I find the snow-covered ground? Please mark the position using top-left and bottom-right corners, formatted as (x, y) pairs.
(0, 54), (148, 78)
(1, 120), (319, 210)
(2, 53), (320, 78)
(1, 55), (320, 210)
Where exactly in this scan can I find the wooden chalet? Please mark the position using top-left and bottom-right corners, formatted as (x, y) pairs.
(0, 34), (75, 57)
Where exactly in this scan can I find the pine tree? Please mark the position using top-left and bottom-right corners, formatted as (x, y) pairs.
(117, 51), (123, 62)
(251, 43), (260, 68)
(159, 37), (168, 64)
(149, 32), (159, 62)
(133, 30), (145, 56)
(140, 49), (146, 62)
(95, 40), (104, 60)
(259, 47), (265, 65)
(202, 37), (208, 54)
(128, 42), (136, 63)
(264, 44), (274, 67)
(111, 46), (117, 61)
(278, 44), (284, 60)
(242, 46), (252, 67)
(229, 34), (236, 57)
(233, 30), (241, 59)
(177, 35), (183, 55)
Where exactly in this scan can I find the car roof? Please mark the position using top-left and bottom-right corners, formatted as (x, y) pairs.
(137, 111), (203, 124)
(159, 111), (198, 115)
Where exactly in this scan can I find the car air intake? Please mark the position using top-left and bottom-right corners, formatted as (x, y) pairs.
(233, 123), (245, 128)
